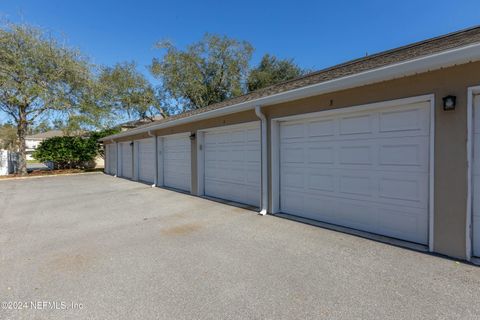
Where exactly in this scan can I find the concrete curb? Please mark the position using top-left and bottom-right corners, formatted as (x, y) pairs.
(0, 171), (103, 181)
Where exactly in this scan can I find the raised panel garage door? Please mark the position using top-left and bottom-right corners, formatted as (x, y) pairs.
(120, 142), (133, 179)
(163, 134), (191, 192)
(203, 122), (261, 207)
(108, 144), (116, 175)
(137, 138), (155, 183)
(279, 101), (430, 244)
(472, 94), (480, 257)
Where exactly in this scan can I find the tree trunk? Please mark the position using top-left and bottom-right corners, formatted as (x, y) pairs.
(17, 111), (28, 176)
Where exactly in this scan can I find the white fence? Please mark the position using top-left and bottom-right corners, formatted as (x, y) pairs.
(0, 150), (18, 176)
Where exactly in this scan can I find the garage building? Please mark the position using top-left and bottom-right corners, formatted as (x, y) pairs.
(101, 26), (480, 264)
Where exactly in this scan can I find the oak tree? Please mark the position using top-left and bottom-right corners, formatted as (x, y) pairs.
(0, 24), (92, 175)
(247, 54), (306, 92)
(150, 34), (253, 114)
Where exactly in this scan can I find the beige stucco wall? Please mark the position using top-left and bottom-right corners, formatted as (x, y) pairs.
(107, 61), (480, 259)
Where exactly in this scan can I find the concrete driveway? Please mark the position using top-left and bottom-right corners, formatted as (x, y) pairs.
(0, 173), (479, 320)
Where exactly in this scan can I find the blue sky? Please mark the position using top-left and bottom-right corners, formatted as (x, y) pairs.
(1, 0), (479, 79)
(0, 0), (479, 123)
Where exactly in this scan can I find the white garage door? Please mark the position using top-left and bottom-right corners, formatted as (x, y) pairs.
(108, 144), (116, 175)
(472, 94), (480, 257)
(163, 134), (191, 192)
(137, 138), (155, 183)
(120, 142), (133, 179)
(203, 122), (261, 207)
(279, 101), (430, 244)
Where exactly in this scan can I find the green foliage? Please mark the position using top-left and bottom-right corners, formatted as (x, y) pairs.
(0, 23), (94, 174)
(150, 34), (253, 114)
(32, 136), (98, 169)
(0, 122), (18, 150)
(29, 120), (52, 134)
(0, 23), (93, 120)
(32, 128), (121, 168)
(88, 128), (121, 159)
(97, 62), (163, 121)
(247, 54), (306, 92)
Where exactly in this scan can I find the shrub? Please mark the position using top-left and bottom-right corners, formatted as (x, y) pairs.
(88, 128), (121, 159)
(32, 136), (98, 169)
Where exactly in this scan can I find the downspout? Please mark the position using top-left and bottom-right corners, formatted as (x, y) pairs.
(131, 141), (136, 181)
(255, 106), (268, 216)
(148, 131), (157, 188)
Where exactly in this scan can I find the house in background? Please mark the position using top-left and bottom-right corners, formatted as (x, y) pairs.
(25, 130), (65, 160)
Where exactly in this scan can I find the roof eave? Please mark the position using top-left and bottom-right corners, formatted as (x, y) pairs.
(100, 42), (480, 142)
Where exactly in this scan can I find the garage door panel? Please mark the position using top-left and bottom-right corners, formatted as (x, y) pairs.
(165, 150), (187, 160)
(229, 168), (246, 182)
(120, 142), (133, 179)
(282, 190), (428, 244)
(165, 172), (190, 190)
(282, 169), (305, 189)
(282, 167), (428, 209)
(339, 175), (372, 196)
(377, 207), (428, 244)
(378, 137), (429, 168)
(205, 180), (260, 205)
(246, 128), (260, 141)
(308, 147), (334, 164)
(206, 166), (246, 183)
(282, 137), (429, 173)
(229, 130), (245, 143)
(246, 165), (260, 184)
(163, 134), (191, 192)
(283, 102), (429, 142)
(137, 138), (155, 183)
(163, 134), (192, 191)
(280, 101), (430, 244)
(281, 123), (305, 140)
(339, 114), (374, 135)
(379, 175), (427, 203)
(309, 173), (335, 192)
(281, 146), (305, 163)
(204, 165), (220, 178)
(379, 106), (429, 133)
(308, 119), (335, 137)
(339, 145), (372, 165)
(379, 144), (422, 167)
(204, 123), (260, 207)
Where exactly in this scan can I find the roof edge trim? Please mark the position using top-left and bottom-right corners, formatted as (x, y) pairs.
(101, 42), (480, 141)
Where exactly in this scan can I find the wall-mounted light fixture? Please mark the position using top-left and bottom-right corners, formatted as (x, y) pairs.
(442, 95), (456, 111)
(189, 133), (196, 141)
(129, 141), (134, 146)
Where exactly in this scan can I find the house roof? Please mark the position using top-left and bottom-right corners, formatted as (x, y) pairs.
(101, 25), (480, 141)
(119, 115), (165, 130)
(25, 130), (66, 140)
